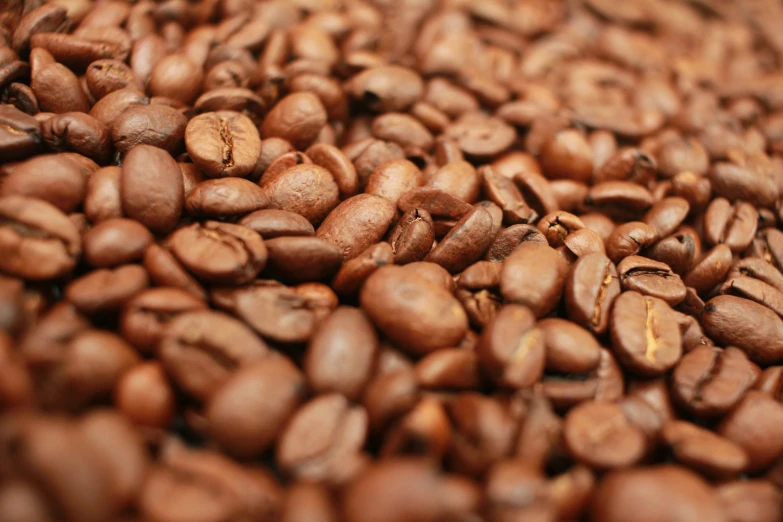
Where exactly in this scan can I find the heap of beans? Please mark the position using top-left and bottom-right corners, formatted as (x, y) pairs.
(3, 0), (783, 521)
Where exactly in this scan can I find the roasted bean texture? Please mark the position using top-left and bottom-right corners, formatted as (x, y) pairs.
(3, 2), (783, 522)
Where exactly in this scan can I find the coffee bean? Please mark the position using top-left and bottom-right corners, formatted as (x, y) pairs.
(538, 318), (601, 374)
(142, 244), (207, 300)
(365, 159), (424, 206)
(207, 355), (305, 457)
(348, 65), (424, 112)
(0, 195), (81, 279)
(31, 62), (90, 114)
(610, 291), (682, 376)
(262, 92), (327, 150)
(500, 242), (569, 318)
(617, 255), (687, 305)
(717, 480), (783, 522)
(112, 104), (186, 154)
(661, 420), (748, 477)
(719, 391), (783, 472)
(65, 264), (148, 315)
(642, 197), (690, 238)
(262, 163), (340, 225)
(169, 221), (267, 285)
(159, 310), (270, 401)
(239, 209), (315, 239)
(721, 276), (783, 319)
(185, 178), (269, 218)
(428, 160), (481, 204)
(0, 104), (42, 161)
(703, 198), (758, 253)
(360, 266), (468, 355)
(425, 206), (495, 274)
(148, 53), (203, 104)
(565, 253), (621, 335)
(564, 400), (646, 469)
(1, 153), (88, 212)
(702, 295), (783, 364)
(317, 194), (397, 260)
(121, 144), (183, 234)
(82, 218), (153, 267)
(185, 111), (261, 178)
(264, 236), (343, 283)
(306, 142), (359, 199)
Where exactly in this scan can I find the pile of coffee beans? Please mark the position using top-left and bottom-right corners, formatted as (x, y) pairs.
(3, 0), (783, 520)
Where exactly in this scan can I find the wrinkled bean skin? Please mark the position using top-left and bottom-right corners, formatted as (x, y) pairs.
(4, 3), (783, 522)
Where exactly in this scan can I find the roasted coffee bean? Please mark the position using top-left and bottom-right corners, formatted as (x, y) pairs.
(477, 304), (545, 389)
(262, 163), (340, 225)
(671, 345), (758, 418)
(238, 209), (315, 239)
(485, 224), (547, 262)
(0, 104), (42, 161)
(159, 310), (270, 401)
(703, 198), (758, 253)
(142, 244), (206, 300)
(500, 242), (569, 318)
(537, 211), (585, 247)
(717, 480), (783, 522)
(365, 159), (423, 207)
(428, 160), (480, 204)
(185, 178), (268, 217)
(332, 242), (394, 296)
(605, 221), (657, 263)
(591, 466), (726, 522)
(207, 355), (305, 457)
(112, 104), (186, 154)
(82, 218), (153, 267)
(661, 420), (748, 477)
(565, 253), (621, 335)
(264, 236), (343, 283)
(646, 229), (698, 275)
(262, 92), (327, 150)
(65, 264), (148, 315)
(539, 129), (594, 183)
(702, 295), (783, 364)
(387, 208), (435, 265)
(610, 291), (682, 376)
(564, 400), (646, 469)
(0, 153), (89, 213)
(719, 391), (783, 472)
(682, 244), (733, 294)
(617, 255), (687, 305)
(425, 207), (495, 274)
(360, 266), (468, 355)
(317, 194), (397, 260)
(185, 111), (261, 178)
(481, 166), (538, 225)
(0, 195), (81, 279)
(643, 197), (690, 239)
(121, 144), (183, 234)
(721, 276), (783, 319)
(538, 318), (601, 374)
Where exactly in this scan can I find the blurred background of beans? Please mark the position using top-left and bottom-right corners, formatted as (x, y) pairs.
(3, 0), (783, 521)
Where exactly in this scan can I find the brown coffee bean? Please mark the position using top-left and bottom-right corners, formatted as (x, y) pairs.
(719, 391), (783, 472)
(0, 195), (81, 279)
(365, 159), (424, 206)
(721, 276), (783, 319)
(114, 361), (175, 429)
(262, 92), (327, 150)
(671, 345), (758, 417)
(387, 208), (434, 265)
(564, 400), (646, 469)
(1, 153), (88, 213)
(539, 129), (594, 183)
(276, 393), (367, 483)
(585, 181), (654, 220)
(82, 218), (153, 267)
(39, 111), (110, 164)
(160, 310), (270, 401)
(185, 178), (268, 217)
(500, 242), (569, 318)
(112, 104), (186, 154)
(427, 160), (480, 204)
(477, 304), (545, 389)
(261, 164), (339, 225)
(661, 420), (748, 477)
(88, 88), (148, 131)
(485, 224), (547, 262)
(360, 266), (468, 355)
(605, 221), (657, 263)
(306, 142), (359, 199)
(85, 59), (141, 100)
(414, 348), (480, 390)
(617, 255), (687, 305)
(425, 207), (494, 274)
(260, 151), (313, 186)
(596, 147), (656, 184)
(538, 318), (601, 374)
(238, 209), (315, 239)
(316, 194), (397, 260)
(264, 236), (343, 283)
(565, 253), (621, 335)
(710, 157), (779, 209)
(610, 291), (682, 376)
(642, 197), (690, 239)
(169, 221), (267, 285)
(31, 62), (90, 114)
(148, 53), (203, 104)
(185, 111), (261, 178)
(65, 264), (148, 315)
(718, 480), (783, 522)
(348, 65), (424, 112)
(142, 243), (206, 299)
(702, 295), (783, 364)
(591, 466), (726, 522)
(481, 166), (538, 225)
(121, 144), (183, 234)
(207, 355), (305, 457)
(0, 105), (42, 162)
(729, 257), (783, 293)
(703, 198), (758, 253)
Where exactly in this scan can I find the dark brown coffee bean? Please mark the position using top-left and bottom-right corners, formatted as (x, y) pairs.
(397, 186), (473, 223)
(671, 345), (758, 417)
(238, 209), (315, 239)
(538, 318), (601, 374)
(481, 166), (538, 225)
(121, 144), (183, 234)
(317, 194), (397, 260)
(262, 92), (327, 150)
(564, 400), (646, 469)
(169, 221), (267, 285)
(477, 304), (545, 388)
(88, 88), (148, 131)
(702, 295), (783, 364)
(414, 348), (480, 390)
(565, 253), (621, 335)
(646, 229), (698, 275)
(206, 355), (305, 457)
(185, 111), (261, 178)
(0, 104), (42, 161)
(85, 59), (141, 100)
(185, 178), (268, 218)
(605, 221), (657, 264)
(719, 391), (783, 472)
(82, 218), (153, 267)
(31, 62), (90, 114)
(1, 153), (88, 213)
(65, 264), (148, 315)
(41, 112), (111, 164)
(729, 258), (783, 293)
(485, 224), (547, 262)
(425, 207), (494, 274)
(12, 4), (70, 54)
(681, 244), (733, 294)
(120, 286), (207, 353)
(264, 236), (343, 283)
(112, 104), (186, 154)
(387, 208), (434, 265)
(595, 147), (656, 184)
(703, 198), (758, 253)
(610, 291), (682, 376)
(661, 420), (748, 478)
(591, 466), (726, 522)
(262, 164), (339, 225)
(642, 197), (690, 239)
(331, 242), (393, 296)
(721, 276), (783, 319)
(360, 265), (468, 355)
(276, 393), (367, 483)
(0, 195), (81, 279)
(500, 242), (569, 318)
(585, 181), (654, 219)
(617, 255), (687, 306)
(159, 310), (269, 401)
(537, 211), (585, 247)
